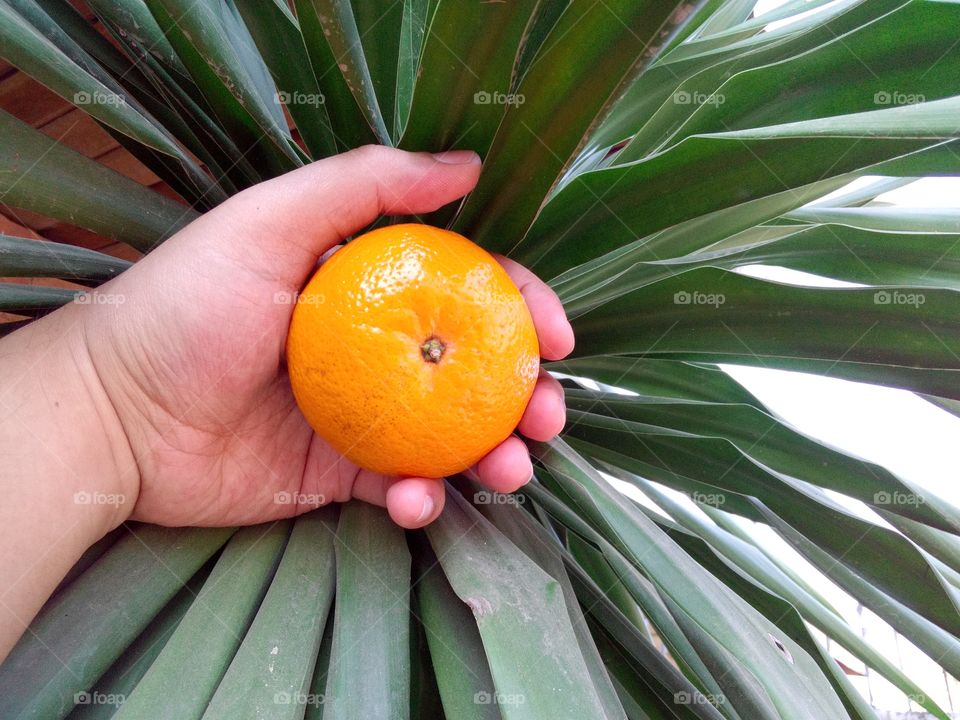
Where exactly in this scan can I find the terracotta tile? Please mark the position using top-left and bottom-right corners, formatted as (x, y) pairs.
(0, 72), (72, 127)
(42, 223), (114, 251)
(0, 212), (42, 239)
(96, 146), (161, 186)
(0, 206), (55, 233)
(97, 242), (142, 262)
(38, 109), (119, 158)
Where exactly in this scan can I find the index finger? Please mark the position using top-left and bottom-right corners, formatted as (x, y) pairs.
(494, 255), (575, 361)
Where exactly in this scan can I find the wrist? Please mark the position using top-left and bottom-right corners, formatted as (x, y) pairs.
(0, 301), (142, 657)
(0, 301), (140, 537)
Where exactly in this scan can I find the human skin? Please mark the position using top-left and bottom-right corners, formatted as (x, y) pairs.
(0, 146), (574, 660)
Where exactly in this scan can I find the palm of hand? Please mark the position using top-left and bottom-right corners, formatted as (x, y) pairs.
(83, 147), (572, 529)
(95, 246), (328, 526)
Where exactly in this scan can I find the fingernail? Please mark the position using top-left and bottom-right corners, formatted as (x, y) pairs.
(431, 150), (480, 165)
(416, 495), (436, 523)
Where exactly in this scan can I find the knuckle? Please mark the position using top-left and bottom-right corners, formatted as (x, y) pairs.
(351, 144), (390, 164)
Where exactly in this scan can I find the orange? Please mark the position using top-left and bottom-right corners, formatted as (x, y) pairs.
(286, 223), (540, 478)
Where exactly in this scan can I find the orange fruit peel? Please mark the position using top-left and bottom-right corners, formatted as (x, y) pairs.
(286, 223), (540, 478)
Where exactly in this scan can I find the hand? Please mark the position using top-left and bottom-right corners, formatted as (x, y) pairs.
(79, 146), (574, 529)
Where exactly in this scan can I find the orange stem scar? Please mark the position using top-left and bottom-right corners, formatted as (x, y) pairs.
(420, 336), (445, 363)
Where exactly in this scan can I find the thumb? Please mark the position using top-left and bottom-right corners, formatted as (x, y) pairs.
(175, 145), (481, 288)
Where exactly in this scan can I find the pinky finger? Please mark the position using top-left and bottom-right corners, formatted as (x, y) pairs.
(386, 476), (446, 528)
(352, 470), (446, 528)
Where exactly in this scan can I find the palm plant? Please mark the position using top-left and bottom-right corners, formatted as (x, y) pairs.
(2, 0), (960, 717)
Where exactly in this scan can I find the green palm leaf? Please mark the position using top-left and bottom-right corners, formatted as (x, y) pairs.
(2, 0), (959, 717)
